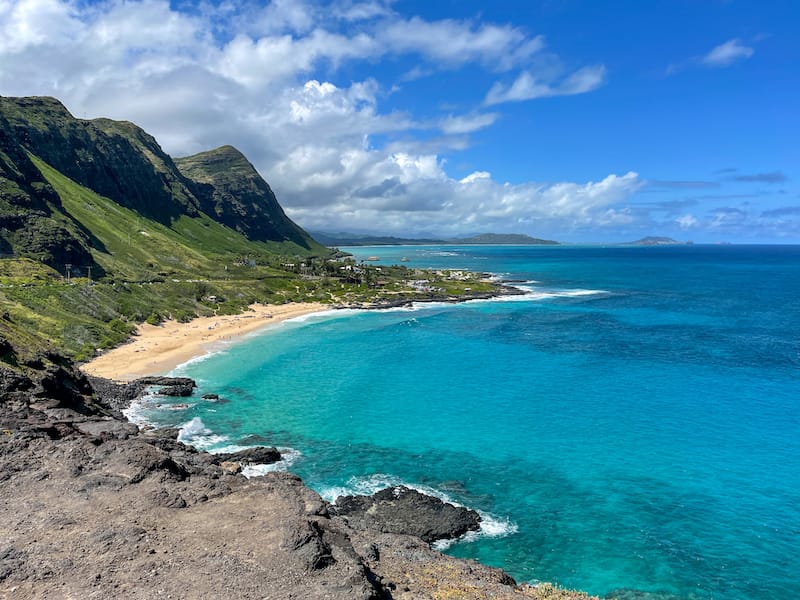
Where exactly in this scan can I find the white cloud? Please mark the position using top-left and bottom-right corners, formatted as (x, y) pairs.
(485, 65), (606, 105)
(460, 171), (491, 184)
(0, 0), (637, 238)
(702, 38), (754, 67)
(0, 0), (78, 53)
(242, 0), (317, 35)
(332, 0), (394, 22)
(379, 17), (544, 71)
(677, 214), (699, 229)
(439, 112), (498, 135)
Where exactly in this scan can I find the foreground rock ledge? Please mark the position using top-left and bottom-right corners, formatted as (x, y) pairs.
(1, 363), (596, 599)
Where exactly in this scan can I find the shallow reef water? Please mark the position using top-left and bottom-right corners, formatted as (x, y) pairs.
(130, 245), (800, 600)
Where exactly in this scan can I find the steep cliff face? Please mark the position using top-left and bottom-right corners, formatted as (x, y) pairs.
(0, 96), (195, 224)
(0, 107), (97, 269)
(175, 145), (315, 248)
(0, 95), (322, 269)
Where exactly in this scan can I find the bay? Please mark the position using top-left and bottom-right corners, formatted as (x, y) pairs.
(131, 245), (800, 599)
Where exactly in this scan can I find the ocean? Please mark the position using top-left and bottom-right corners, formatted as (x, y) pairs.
(126, 244), (800, 599)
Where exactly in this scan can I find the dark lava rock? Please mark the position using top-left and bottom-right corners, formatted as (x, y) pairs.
(157, 384), (194, 397)
(136, 376), (196, 388)
(87, 376), (146, 412)
(331, 486), (481, 543)
(210, 446), (281, 465)
(202, 393), (219, 400)
(74, 420), (139, 440)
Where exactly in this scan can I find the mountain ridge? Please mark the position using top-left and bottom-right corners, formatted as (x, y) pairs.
(0, 95), (323, 269)
(311, 231), (560, 246)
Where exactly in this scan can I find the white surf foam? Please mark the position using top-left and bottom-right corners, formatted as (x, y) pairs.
(240, 447), (303, 478)
(176, 417), (229, 450)
(472, 284), (607, 303)
(121, 388), (169, 428)
(433, 512), (519, 550)
(283, 308), (346, 324)
(121, 397), (157, 428)
(172, 350), (218, 373)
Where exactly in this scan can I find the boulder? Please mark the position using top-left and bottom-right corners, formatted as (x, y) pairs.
(331, 486), (481, 543)
(157, 384), (194, 397)
(135, 376), (196, 388)
(74, 420), (139, 440)
(210, 446), (281, 465)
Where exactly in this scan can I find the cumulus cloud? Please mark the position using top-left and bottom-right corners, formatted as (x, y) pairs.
(702, 38), (754, 67)
(282, 164), (644, 235)
(0, 0), (637, 237)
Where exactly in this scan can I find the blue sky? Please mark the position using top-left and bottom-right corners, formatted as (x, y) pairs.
(1, 0), (798, 242)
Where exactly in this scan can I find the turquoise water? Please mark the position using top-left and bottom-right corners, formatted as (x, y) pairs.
(130, 245), (800, 599)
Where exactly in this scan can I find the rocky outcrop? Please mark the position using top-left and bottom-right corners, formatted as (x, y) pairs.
(331, 485), (482, 543)
(210, 446), (282, 466)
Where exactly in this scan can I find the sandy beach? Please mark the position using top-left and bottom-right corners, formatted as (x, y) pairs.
(80, 302), (328, 381)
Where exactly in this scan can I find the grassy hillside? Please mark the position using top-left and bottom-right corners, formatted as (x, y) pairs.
(1, 155), (332, 359)
(29, 155), (318, 280)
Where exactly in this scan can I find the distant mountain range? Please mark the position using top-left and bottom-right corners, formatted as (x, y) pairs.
(311, 231), (559, 246)
(623, 236), (691, 246)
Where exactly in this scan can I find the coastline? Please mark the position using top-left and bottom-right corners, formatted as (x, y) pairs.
(79, 302), (327, 381)
(0, 292), (600, 598)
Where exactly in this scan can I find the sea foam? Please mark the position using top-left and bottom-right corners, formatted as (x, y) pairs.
(240, 447), (303, 478)
(177, 417), (229, 450)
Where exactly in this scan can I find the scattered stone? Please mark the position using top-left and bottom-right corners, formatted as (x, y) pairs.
(219, 461), (242, 475)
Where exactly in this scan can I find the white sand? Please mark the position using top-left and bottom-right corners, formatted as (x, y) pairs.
(79, 302), (327, 382)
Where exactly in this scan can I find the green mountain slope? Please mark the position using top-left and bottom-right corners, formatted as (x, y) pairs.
(0, 96), (325, 260)
(175, 145), (317, 248)
(451, 233), (559, 245)
(0, 95), (331, 358)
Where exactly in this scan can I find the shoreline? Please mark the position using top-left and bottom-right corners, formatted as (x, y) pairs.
(79, 302), (328, 381)
(79, 286), (521, 383)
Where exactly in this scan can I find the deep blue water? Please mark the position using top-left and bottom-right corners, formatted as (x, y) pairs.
(129, 245), (800, 599)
